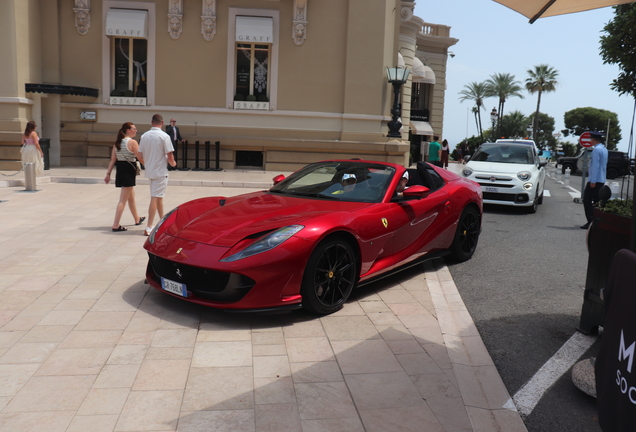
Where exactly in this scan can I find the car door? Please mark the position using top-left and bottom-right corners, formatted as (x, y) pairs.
(386, 165), (454, 268)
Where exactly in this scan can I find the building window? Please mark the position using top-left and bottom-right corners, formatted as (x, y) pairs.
(103, 4), (153, 106)
(412, 82), (430, 112)
(235, 44), (270, 102)
(111, 38), (147, 99)
(231, 14), (275, 110)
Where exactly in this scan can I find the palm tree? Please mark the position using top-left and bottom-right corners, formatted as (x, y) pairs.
(500, 110), (528, 138)
(471, 107), (480, 139)
(485, 73), (524, 137)
(459, 82), (488, 140)
(525, 64), (559, 141)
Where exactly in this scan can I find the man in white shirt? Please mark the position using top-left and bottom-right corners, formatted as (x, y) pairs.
(137, 114), (177, 235)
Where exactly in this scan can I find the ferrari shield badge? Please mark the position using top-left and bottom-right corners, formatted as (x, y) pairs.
(381, 218), (388, 228)
(176, 248), (183, 254)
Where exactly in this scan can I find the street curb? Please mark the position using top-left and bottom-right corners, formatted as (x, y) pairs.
(425, 260), (529, 432)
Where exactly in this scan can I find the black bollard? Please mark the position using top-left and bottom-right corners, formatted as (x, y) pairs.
(212, 141), (222, 171)
(179, 140), (190, 171)
(203, 141), (212, 171)
(193, 141), (202, 171)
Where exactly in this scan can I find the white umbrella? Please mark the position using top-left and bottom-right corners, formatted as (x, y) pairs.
(493, 0), (635, 23)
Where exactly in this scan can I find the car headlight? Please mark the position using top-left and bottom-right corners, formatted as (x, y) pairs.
(220, 225), (304, 262)
(148, 207), (178, 244)
(517, 171), (532, 181)
(461, 168), (473, 177)
(523, 182), (533, 191)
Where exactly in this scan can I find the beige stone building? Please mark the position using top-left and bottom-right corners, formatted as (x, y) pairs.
(1, 0), (457, 172)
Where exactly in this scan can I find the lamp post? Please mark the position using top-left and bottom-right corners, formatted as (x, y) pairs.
(490, 108), (497, 142)
(386, 66), (411, 138)
(527, 124), (533, 139)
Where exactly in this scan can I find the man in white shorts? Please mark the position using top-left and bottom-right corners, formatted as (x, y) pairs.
(137, 114), (177, 236)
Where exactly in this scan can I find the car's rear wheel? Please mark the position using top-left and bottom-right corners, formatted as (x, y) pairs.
(301, 237), (358, 314)
(607, 167), (618, 180)
(448, 206), (480, 262)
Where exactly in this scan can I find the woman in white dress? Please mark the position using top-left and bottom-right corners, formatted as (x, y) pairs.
(20, 121), (44, 177)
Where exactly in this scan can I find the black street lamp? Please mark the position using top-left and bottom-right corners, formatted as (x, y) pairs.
(386, 66), (411, 138)
(490, 108), (497, 142)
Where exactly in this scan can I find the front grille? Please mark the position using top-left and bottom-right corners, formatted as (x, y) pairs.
(478, 182), (515, 189)
(149, 254), (230, 292)
(475, 175), (513, 181)
(148, 253), (255, 302)
(483, 192), (529, 203)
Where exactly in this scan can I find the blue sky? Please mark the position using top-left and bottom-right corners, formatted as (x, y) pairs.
(413, 1), (635, 154)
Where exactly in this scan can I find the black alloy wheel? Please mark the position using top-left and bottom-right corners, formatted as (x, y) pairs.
(448, 206), (480, 262)
(607, 167), (618, 180)
(301, 238), (358, 314)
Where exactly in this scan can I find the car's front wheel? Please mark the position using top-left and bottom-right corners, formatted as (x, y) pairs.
(301, 237), (358, 314)
(448, 206), (480, 262)
(607, 167), (618, 180)
(526, 191), (539, 213)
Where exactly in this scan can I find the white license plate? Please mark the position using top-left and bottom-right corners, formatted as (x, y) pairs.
(484, 187), (498, 193)
(161, 277), (187, 297)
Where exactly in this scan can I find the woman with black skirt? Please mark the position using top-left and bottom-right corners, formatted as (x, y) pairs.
(104, 122), (145, 231)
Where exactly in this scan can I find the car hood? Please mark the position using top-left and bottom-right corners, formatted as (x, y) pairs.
(467, 161), (536, 175)
(172, 192), (371, 247)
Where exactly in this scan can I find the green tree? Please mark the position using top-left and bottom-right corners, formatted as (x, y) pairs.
(561, 107), (621, 150)
(459, 82), (488, 140)
(454, 135), (484, 158)
(525, 64), (559, 141)
(528, 112), (557, 151)
(561, 141), (578, 157)
(484, 73), (525, 135)
(499, 110), (528, 139)
(600, 4), (636, 97)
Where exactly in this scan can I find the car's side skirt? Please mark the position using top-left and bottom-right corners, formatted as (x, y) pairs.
(357, 250), (450, 288)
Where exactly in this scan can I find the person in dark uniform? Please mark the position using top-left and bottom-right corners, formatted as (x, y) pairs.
(165, 119), (182, 170)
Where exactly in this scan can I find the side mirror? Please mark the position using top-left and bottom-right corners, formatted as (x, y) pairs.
(272, 174), (285, 185)
(539, 161), (548, 168)
(403, 185), (430, 198)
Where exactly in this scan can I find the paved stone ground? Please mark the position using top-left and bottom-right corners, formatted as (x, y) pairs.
(0, 168), (527, 432)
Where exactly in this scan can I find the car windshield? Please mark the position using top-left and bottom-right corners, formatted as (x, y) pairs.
(269, 161), (396, 203)
(471, 144), (534, 164)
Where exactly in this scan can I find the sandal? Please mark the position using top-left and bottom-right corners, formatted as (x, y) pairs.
(112, 226), (127, 232)
(135, 216), (146, 226)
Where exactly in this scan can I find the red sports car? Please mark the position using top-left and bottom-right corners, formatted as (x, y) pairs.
(143, 160), (482, 314)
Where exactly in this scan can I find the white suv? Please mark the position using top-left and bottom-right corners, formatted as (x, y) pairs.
(462, 142), (547, 213)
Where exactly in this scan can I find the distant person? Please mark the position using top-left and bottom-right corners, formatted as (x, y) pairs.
(104, 122), (145, 232)
(461, 142), (469, 163)
(428, 136), (441, 167)
(456, 142), (464, 162)
(165, 118), (182, 170)
(441, 139), (450, 169)
(137, 114), (177, 236)
(20, 120), (44, 178)
(581, 131), (608, 229)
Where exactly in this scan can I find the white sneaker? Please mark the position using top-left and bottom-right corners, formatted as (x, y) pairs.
(144, 227), (153, 236)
